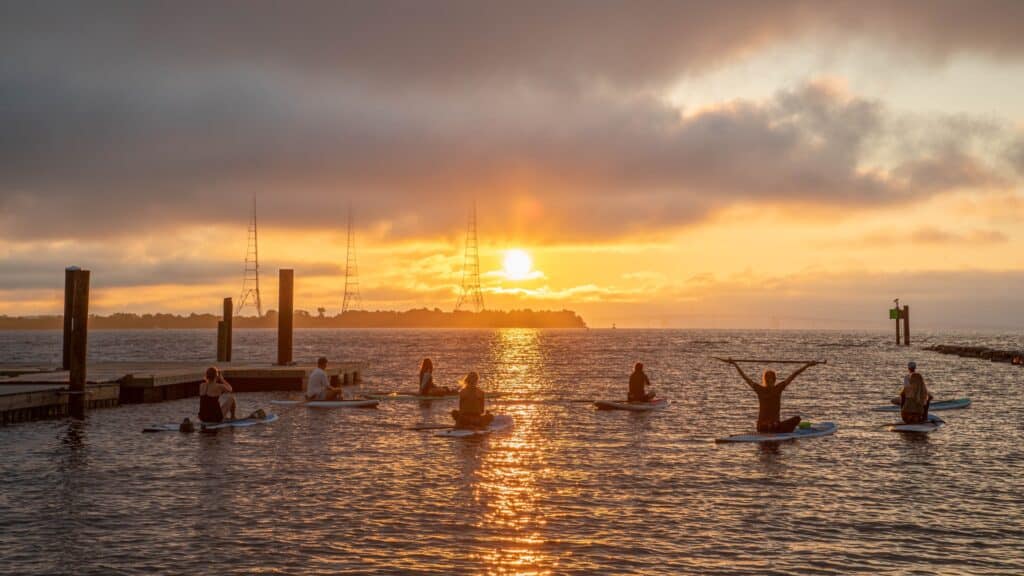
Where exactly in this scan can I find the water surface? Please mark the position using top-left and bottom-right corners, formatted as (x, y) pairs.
(1, 329), (1022, 574)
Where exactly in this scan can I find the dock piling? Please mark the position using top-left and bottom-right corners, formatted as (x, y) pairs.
(890, 299), (910, 346)
(277, 269), (294, 365)
(223, 297), (233, 362)
(216, 321), (226, 361)
(68, 269), (90, 419)
(62, 268), (74, 370)
(217, 297), (233, 362)
(902, 305), (910, 346)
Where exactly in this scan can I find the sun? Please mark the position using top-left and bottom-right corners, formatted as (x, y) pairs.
(502, 249), (533, 280)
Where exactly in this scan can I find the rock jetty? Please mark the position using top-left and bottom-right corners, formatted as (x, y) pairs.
(925, 344), (1024, 364)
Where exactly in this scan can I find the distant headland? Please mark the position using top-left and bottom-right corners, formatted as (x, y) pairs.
(0, 308), (587, 330)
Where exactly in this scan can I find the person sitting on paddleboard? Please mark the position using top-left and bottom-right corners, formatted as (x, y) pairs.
(725, 359), (820, 433)
(451, 371), (494, 429)
(898, 366), (932, 424)
(199, 366), (237, 423)
(628, 362), (656, 402)
(306, 357), (343, 401)
(418, 358), (454, 396)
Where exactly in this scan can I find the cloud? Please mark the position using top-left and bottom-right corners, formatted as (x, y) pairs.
(858, 227), (1009, 246)
(4, 2), (1024, 87)
(1, 2), (1022, 243)
(0, 76), (1013, 243)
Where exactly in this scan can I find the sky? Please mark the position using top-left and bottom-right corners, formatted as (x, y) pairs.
(2, 1), (1024, 329)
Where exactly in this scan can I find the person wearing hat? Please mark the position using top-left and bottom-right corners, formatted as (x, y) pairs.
(628, 362), (656, 402)
(898, 361), (932, 424)
(451, 372), (493, 429)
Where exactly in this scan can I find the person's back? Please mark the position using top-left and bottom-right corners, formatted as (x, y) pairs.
(307, 366), (329, 400)
(627, 363), (655, 402)
(459, 384), (485, 416)
(901, 372), (931, 423)
(452, 371), (492, 429)
(199, 366), (235, 422)
(198, 380), (223, 422)
(754, 384), (783, 430)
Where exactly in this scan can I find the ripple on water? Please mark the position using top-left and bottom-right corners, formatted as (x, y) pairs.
(1, 329), (1023, 574)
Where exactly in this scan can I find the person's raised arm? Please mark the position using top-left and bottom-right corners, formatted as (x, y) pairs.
(217, 375), (234, 393)
(778, 361), (820, 391)
(727, 360), (759, 392)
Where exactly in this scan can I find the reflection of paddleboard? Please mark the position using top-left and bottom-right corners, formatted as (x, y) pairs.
(594, 399), (670, 411)
(435, 414), (514, 438)
(716, 422), (838, 444)
(270, 399), (379, 408)
(871, 398), (970, 412)
(143, 413), (279, 433)
(889, 414), (945, 433)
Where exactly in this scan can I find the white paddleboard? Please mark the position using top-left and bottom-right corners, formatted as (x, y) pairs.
(270, 399), (379, 408)
(143, 413), (279, 432)
(594, 399), (670, 411)
(365, 391), (503, 402)
(716, 422), (838, 444)
(889, 414), (945, 433)
(871, 398), (970, 412)
(435, 414), (514, 438)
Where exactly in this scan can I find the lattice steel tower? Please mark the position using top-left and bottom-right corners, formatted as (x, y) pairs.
(341, 203), (363, 314)
(455, 200), (485, 312)
(237, 197), (263, 316)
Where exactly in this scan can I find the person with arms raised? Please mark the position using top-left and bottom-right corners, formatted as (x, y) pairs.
(720, 359), (822, 434)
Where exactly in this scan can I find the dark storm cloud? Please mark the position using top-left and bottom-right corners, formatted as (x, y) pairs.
(5, 1), (1023, 86)
(0, 1), (1021, 241)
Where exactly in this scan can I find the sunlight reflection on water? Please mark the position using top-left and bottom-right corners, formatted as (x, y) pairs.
(1, 328), (1023, 574)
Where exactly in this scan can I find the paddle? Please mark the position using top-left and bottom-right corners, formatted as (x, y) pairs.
(712, 357), (827, 364)
(406, 423), (454, 431)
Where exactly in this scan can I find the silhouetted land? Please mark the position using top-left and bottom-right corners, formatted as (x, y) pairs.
(0, 309), (587, 330)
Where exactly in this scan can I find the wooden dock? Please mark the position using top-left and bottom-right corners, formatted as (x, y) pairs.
(0, 361), (366, 424)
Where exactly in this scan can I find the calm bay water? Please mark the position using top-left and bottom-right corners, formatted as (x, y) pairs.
(1, 329), (1023, 575)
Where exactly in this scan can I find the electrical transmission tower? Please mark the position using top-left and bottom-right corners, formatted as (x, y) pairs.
(236, 197), (263, 316)
(455, 200), (485, 313)
(341, 203), (362, 314)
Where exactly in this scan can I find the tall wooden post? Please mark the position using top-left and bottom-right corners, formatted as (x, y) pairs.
(902, 305), (910, 346)
(62, 268), (75, 370)
(893, 299), (901, 346)
(68, 269), (90, 419)
(277, 269), (294, 365)
(222, 297), (233, 362)
(216, 320), (226, 361)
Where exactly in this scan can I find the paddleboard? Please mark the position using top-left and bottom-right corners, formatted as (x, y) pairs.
(871, 398), (970, 412)
(889, 414), (945, 433)
(594, 398), (670, 411)
(716, 422), (838, 444)
(435, 414), (514, 438)
(365, 391), (503, 402)
(143, 413), (279, 433)
(270, 399), (379, 408)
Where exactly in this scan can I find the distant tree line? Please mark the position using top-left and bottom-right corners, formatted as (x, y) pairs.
(0, 308), (587, 330)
